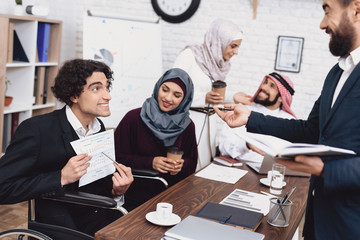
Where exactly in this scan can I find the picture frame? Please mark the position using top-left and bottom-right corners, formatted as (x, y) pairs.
(275, 36), (304, 73)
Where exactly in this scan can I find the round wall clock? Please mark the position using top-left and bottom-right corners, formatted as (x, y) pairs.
(151, 0), (201, 23)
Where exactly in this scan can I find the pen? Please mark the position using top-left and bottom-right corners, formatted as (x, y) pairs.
(204, 106), (233, 111)
(260, 191), (277, 198)
(283, 187), (296, 204)
(102, 152), (119, 166)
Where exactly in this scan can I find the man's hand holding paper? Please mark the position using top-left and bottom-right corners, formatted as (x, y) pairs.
(60, 153), (91, 186)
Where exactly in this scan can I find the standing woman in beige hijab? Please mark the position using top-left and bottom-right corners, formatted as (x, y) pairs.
(173, 19), (243, 170)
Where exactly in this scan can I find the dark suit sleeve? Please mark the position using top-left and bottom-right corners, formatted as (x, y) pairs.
(0, 119), (63, 204)
(246, 96), (321, 144)
(323, 156), (360, 191)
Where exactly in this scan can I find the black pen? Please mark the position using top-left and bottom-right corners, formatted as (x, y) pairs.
(204, 106), (233, 111)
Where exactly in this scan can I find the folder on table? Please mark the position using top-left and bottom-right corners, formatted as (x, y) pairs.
(37, 23), (50, 62)
(195, 202), (264, 231)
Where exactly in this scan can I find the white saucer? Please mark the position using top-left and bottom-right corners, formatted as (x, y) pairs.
(260, 178), (286, 187)
(145, 211), (181, 226)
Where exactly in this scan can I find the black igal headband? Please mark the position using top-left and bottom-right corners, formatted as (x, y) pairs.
(269, 72), (295, 96)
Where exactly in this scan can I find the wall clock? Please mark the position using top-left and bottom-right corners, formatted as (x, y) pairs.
(151, 0), (201, 23)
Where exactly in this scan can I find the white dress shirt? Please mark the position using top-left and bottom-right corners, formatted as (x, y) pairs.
(332, 46), (360, 107)
(65, 106), (124, 205)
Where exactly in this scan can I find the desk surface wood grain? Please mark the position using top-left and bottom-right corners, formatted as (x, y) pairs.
(95, 159), (309, 240)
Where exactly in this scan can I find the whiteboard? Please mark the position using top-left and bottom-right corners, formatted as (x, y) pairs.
(83, 15), (162, 128)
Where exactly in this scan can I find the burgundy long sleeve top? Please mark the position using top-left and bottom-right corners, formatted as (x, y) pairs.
(114, 108), (198, 206)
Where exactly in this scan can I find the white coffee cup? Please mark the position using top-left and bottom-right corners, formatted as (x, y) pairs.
(156, 202), (173, 221)
(267, 170), (273, 181)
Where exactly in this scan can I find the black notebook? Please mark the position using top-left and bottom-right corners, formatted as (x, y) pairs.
(195, 202), (264, 231)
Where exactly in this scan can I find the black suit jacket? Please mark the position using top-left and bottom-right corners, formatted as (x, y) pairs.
(0, 107), (117, 234)
(246, 64), (360, 240)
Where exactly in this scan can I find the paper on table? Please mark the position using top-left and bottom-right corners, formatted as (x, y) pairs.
(195, 163), (247, 184)
(70, 129), (116, 187)
(220, 189), (272, 215)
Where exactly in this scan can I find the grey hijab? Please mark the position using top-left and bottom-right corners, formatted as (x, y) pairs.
(140, 68), (194, 147)
(186, 18), (243, 81)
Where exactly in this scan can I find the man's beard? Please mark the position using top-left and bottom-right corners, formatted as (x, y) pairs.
(328, 12), (355, 57)
(254, 91), (280, 107)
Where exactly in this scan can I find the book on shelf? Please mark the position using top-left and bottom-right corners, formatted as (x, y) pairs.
(37, 23), (50, 62)
(13, 30), (29, 62)
(236, 132), (356, 159)
(34, 67), (49, 105)
(7, 22), (14, 63)
(163, 215), (264, 240)
(213, 156), (243, 167)
(43, 67), (49, 104)
(11, 112), (19, 137)
(195, 202), (264, 231)
(2, 114), (12, 153)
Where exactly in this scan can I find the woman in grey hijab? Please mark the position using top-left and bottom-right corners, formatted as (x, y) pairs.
(114, 68), (198, 210)
(173, 19), (243, 171)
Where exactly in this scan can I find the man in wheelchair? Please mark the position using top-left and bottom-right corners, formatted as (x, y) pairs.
(0, 59), (133, 236)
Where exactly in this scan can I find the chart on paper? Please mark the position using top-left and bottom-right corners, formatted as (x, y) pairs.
(70, 129), (116, 187)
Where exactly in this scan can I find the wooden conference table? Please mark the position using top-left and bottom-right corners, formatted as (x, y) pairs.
(95, 159), (310, 240)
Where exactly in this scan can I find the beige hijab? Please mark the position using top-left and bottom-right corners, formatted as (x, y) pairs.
(186, 19), (243, 81)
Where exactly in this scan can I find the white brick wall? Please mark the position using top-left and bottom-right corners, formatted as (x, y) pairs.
(1, 0), (338, 120)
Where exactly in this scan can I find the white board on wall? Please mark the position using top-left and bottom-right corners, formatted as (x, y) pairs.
(83, 15), (162, 128)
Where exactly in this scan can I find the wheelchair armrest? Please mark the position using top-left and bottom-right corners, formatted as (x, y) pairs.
(131, 168), (169, 188)
(132, 168), (160, 177)
(44, 191), (117, 209)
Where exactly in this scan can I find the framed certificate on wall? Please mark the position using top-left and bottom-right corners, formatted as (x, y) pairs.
(275, 36), (304, 73)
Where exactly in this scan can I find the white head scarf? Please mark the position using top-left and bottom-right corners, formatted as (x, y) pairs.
(186, 19), (243, 81)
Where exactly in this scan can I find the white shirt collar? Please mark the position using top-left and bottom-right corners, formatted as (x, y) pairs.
(65, 105), (101, 138)
(338, 45), (360, 71)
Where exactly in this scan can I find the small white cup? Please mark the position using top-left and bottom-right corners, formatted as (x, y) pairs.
(156, 202), (173, 221)
(267, 170), (273, 181)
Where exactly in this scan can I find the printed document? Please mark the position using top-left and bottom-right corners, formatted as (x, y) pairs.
(195, 163), (247, 184)
(220, 189), (272, 215)
(70, 129), (116, 187)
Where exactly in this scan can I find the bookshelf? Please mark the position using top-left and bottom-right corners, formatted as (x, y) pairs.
(0, 14), (62, 154)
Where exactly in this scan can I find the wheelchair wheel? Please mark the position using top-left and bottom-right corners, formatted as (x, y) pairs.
(0, 229), (52, 240)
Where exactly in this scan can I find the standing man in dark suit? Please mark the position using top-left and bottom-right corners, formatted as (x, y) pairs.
(214, 0), (360, 239)
(0, 59), (133, 236)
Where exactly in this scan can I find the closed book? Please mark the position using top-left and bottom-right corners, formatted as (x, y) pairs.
(164, 215), (264, 240)
(2, 114), (12, 153)
(37, 23), (50, 62)
(213, 156), (243, 167)
(195, 202), (264, 231)
(11, 112), (19, 137)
